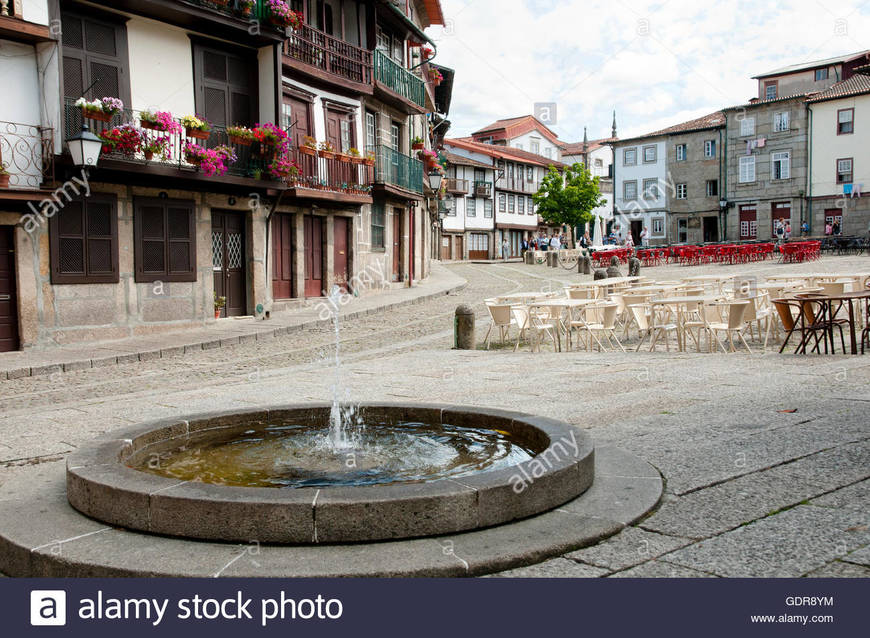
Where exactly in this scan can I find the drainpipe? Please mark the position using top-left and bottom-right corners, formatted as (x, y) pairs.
(807, 104), (814, 235)
(722, 115), (728, 240)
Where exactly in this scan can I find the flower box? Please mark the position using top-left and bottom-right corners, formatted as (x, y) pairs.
(82, 108), (112, 123)
(0, 174), (10, 189)
(363, 158), (375, 167)
(229, 135), (253, 147)
(140, 120), (157, 130)
(300, 146), (317, 156)
(319, 150), (336, 160)
(412, 143), (424, 150)
(338, 154), (352, 163)
(186, 128), (211, 140)
(350, 157), (364, 165)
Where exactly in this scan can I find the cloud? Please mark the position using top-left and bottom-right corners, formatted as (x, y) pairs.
(429, 0), (870, 142)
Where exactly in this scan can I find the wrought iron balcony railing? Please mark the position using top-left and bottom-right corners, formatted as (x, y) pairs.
(374, 50), (425, 109)
(284, 23), (372, 86)
(375, 144), (423, 195)
(0, 121), (54, 189)
(290, 146), (374, 194)
(473, 180), (492, 197)
(180, 0), (273, 23)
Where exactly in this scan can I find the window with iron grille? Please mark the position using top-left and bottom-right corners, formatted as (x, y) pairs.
(50, 194), (119, 284)
(371, 202), (385, 248)
(134, 198), (196, 283)
(643, 179), (658, 200)
(623, 180), (638, 200)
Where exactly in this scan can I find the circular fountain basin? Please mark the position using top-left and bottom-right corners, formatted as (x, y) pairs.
(66, 404), (594, 544)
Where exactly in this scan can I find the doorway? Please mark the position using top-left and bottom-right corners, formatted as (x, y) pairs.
(304, 215), (324, 297)
(272, 213), (294, 300)
(703, 217), (719, 243)
(392, 209), (402, 282)
(0, 226), (19, 352)
(333, 216), (351, 293)
(453, 235), (464, 261)
(630, 220), (643, 245)
(440, 235), (451, 261)
(212, 211), (247, 318)
(409, 208), (416, 282)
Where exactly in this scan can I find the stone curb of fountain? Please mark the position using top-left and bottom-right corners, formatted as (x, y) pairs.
(0, 445), (662, 577)
(0, 266), (468, 380)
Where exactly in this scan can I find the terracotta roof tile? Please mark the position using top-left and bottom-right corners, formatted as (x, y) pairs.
(807, 73), (870, 102)
(444, 138), (567, 168)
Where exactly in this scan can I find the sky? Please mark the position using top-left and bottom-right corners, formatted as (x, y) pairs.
(426, 0), (870, 143)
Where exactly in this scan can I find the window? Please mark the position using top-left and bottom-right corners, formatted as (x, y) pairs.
(739, 156), (756, 183)
(740, 117), (755, 137)
(527, 197), (535, 214)
(134, 198), (196, 283)
(508, 195), (516, 213)
(484, 199), (493, 218)
(365, 111), (377, 150)
(652, 218), (665, 236)
(544, 148), (551, 159)
(677, 219), (688, 243)
(530, 139), (540, 155)
(515, 143), (523, 150)
(764, 81), (777, 100)
(371, 202), (385, 248)
(339, 119), (352, 153)
(194, 43), (258, 128)
(706, 180), (719, 197)
(445, 198), (456, 216)
(739, 205), (758, 240)
(526, 166), (534, 182)
(280, 103), (292, 131)
(773, 111), (790, 133)
(623, 148), (637, 166)
(838, 108), (854, 135)
(837, 158), (853, 184)
(623, 180), (638, 200)
(390, 123), (400, 151)
(594, 158), (603, 167)
(61, 10), (131, 106)
(466, 198), (476, 217)
(815, 68), (829, 81)
(518, 196), (525, 214)
(772, 151), (790, 180)
(676, 144), (687, 161)
(49, 194), (119, 284)
(643, 145), (657, 163)
(704, 140), (717, 158)
(498, 193), (506, 212)
(676, 183), (687, 199)
(643, 178), (659, 200)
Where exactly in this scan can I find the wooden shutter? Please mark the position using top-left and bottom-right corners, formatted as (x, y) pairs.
(50, 195), (119, 284)
(60, 9), (130, 105)
(194, 43), (257, 128)
(134, 199), (197, 283)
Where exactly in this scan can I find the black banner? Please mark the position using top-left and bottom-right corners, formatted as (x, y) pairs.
(5, 578), (864, 636)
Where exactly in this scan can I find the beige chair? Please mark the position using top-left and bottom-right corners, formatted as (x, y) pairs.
(707, 301), (752, 353)
(513, 305), (557, 353)
(629, 304), (678, 352)
(568, 287), (593, 300)
(510, 305), (529, 352)
(819, 281), (846, 297)
(571, 303), (625, 352)
(683, 300), (725, 353)
(743, 293), (774, 349)
(484, 304), (516, 349)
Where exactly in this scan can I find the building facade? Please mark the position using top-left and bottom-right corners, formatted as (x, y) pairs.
(753, 50), (870, 101)
(722, 95), (810, 242)
(440, 151), (495, 260)
(611, 135), (668, 245)
(807, 69), (870, 236)
(470, 115), (563, 161)
(0, 0), (446, 352)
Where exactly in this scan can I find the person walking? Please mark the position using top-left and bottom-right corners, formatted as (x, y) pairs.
(825, 221), (833, 236)
(640, 226), (650, 247)
(549, 234), (561, 251)
(501, 238), (510, 262)
(785, 221), (792, 240)
(801, 221), (809, 237)
(774, 220), (784, 243)
(832, 219), (841, 236)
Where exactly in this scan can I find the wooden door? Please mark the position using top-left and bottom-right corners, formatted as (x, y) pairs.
(272, 213), (294, 299)
(440, 235), (451, 261)
(333, 216), (350, 293)
(325, 110), (342, 150)
(454, 235), (464, 261)
(286, 96), (312, 145)
(739, 206), (758, 240)
(468, 233), (489, 260)
(392, 209), (402, 282)
(212, 211), (247, 317)
(0, 227), (19, 352)
(304, 215), (323, 297)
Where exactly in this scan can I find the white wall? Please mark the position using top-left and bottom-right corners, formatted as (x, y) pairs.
(283, 77), (364, 147)
(23, 0), (50, 25)
(127, 18), (196, 114)
(0, 41), (40, 125)
(811, 95), (869, 197)
(615, 138), (667, 211)
(258, 46), (276, 124)
(510, 130), (561, 160)
(495, 190), (537, 228)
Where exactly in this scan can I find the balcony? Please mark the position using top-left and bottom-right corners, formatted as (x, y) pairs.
(473, 181), (492, 198)
(374, 144), (423, 197)
(87, 0), (286, 45)
(287, 146), (374, 204)
(0, 121), (54, 200)
(283, 24), (373, 93)
(495, 177), (539, 194)
(0, 3), (53, 43)
(373, 50), (426, 114)
(446, 178), (469, 194)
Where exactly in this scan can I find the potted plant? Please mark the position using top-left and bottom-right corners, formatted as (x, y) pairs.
(300, 136), (318, 156)
(0, 164), (9, 189)
(318, 141), (336, 160)
(418, 148), (438, 171)
(348, 147), (363, 165)
(429, 68), (443, 86)
(184, 143), (236, 177)
(421, 46), (434, 61)
(252, 122), (289, 156)
(98, 124), (142, 157)
(214, 293), (226, 319)
(268, 156), (301, 182)
(142, 136), (170, 162)
(227, 125), (255, 146)
(364, 150), (376, 166)
(139, 110), (182, 133)
(338, 148), (352, 163)
(266, 0), (303, 29)
(411, 136), (425, 151)
(181, 115), (211, 140)
(237, 0), (255, 16)
(76, 97), (123, 122)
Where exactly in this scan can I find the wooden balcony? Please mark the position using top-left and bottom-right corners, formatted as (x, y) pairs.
(283, 24), (373, 94)
(473, 181), (492, 198)
(446, 178), (469, 194)
(0, 3), (53, 43)
(495, 177), (539, 194)
(287, 146), (374, 204)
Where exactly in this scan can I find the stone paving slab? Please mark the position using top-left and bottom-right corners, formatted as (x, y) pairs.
(804, 560), (870, 578)
(663, 505), (870, 578)
(841, 545), (870, 567)
(487, 558), (608, 578)
(608, 560), (719, 578)
(810, 479), (870, 513)
(565, 527), (693, 571)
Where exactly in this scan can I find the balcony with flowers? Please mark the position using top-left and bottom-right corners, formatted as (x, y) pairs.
(63, 98), (374, 202)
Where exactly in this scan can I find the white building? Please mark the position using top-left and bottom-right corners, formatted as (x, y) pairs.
(470, 115), (563, 162)
(440, 151), (496, 260)
(611, 136), (669, 245)
(808, 67), (870, 235)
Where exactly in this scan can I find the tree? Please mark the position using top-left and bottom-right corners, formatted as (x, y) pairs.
(533, 163), (604, 243)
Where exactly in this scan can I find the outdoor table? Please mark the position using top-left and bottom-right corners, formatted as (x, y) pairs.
(650, 296), (721, 352)
(796, 291), (870, 355)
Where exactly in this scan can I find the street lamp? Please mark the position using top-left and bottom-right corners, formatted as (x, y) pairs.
(67, 124), (103, 173)
(719, 199), (728, 211)
(428, 169), (443, 192)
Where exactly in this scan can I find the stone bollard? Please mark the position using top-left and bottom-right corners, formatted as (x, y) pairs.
(606, 266), (623, 278)
(454, 305), (476, 350)
(593, 269), (608, 281)
(524, 251), (534, 265)
(628, 257), (641, 277)
(579, 255), (592, 275)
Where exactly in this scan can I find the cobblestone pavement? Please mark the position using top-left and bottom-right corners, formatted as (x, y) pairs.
(1, 256), (869, 577)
